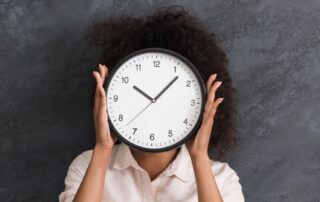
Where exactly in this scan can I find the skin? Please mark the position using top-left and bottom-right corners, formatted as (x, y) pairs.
(73, 64), (224, 202)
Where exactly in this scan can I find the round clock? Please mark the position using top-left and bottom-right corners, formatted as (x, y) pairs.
(104, 48), (206, 152)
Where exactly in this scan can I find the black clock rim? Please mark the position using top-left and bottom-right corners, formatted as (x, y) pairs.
(104, 47), (207, 153)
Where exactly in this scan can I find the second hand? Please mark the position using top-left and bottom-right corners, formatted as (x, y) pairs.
(126, 101), (154, 126)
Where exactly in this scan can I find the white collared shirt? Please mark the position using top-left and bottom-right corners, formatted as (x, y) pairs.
(59, 143), (244, 202)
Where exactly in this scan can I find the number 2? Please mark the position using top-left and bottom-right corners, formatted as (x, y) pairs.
(186, 80), (191, 87)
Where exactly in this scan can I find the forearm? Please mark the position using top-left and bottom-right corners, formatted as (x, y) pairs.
(73, 146), (111, 202)
(191, 154), (223, 202)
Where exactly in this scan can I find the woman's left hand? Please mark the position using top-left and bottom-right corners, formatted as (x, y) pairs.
(185, 73), (224, 159)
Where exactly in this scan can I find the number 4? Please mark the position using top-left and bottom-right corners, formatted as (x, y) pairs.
(183, 118), (188, 124)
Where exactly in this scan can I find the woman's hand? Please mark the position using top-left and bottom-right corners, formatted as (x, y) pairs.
(72, 64), (116, 202)
(186, 73), (224, 159)
(92, 64), (117, 152)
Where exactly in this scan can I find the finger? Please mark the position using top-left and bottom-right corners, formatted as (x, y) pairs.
(209, 97), (224, 118)
(94, 67), (108, 122)
(97, 87), (108, 127)
(209, 80), (222, 101)
(204, 80), (222, 113)
(99, 64), (107, 84)
(100, 64), (109, 84)
(97, 65), (108, 110)
(93, 72), (100, 118)
(93, 71), (101, 117)
(98, 85), (107, 110)
(110, 131), (118, 143)
(94, 68), (104, 88)
(103, 64), (109, 81)
(206, 73), (217, 93)
(212, 97), (224, 109)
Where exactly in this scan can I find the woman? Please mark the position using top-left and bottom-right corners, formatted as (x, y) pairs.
(59, 5), (244, 202)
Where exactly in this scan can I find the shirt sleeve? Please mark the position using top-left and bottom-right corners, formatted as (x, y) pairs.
(219, 163), (245, 202)
(59, 151), (91, 202)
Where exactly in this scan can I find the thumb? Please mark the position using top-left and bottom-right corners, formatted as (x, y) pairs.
(109, 130), (117, 142)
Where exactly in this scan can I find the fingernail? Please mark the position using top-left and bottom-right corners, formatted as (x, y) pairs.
(212, 73), (217, 78)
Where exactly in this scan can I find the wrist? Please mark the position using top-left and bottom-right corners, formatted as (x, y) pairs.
(190, 152), (210, 162)
(94, 144), (113, 157)
(91, 145), (112, 168)
(190, 153), (212, 175)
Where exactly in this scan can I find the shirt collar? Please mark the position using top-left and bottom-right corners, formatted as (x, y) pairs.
(112, 143), (193, 182)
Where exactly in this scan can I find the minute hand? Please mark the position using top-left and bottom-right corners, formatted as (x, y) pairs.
(154, 76), (179, 101)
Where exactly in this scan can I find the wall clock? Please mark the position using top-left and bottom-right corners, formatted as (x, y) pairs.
(104, 48), (206, 152)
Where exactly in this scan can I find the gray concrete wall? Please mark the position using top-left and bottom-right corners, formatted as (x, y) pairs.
(0, 0), (319, 201)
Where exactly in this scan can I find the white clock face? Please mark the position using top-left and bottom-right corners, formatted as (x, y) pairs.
(105, 49), (205, 152)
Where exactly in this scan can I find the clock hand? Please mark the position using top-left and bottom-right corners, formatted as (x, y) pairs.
(126, 101), (153, 126)
(133, 85), (155, 103)
(154, 76), (179, 101)
(126, 76), (178, 125)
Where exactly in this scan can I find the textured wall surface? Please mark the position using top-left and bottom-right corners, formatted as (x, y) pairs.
(1, 0), (319, 201)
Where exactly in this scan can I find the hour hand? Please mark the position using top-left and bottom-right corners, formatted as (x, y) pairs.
(133, 85), (155, 102)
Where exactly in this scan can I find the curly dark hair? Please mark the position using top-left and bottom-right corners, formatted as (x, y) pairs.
(88, 5), (238, 160)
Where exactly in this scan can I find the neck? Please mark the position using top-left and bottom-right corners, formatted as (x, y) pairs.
(130, 147), (180, 181)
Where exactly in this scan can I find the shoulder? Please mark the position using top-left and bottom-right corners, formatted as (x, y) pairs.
(208, 159), (244, 201)
(69, 150), (93, 168)
(59, 144), (123, 202)
(209, 159), (239, 180)
(68, 144), (121, 170)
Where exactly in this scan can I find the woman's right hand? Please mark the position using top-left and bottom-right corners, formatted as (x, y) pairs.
(92, 64), (117, 152)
